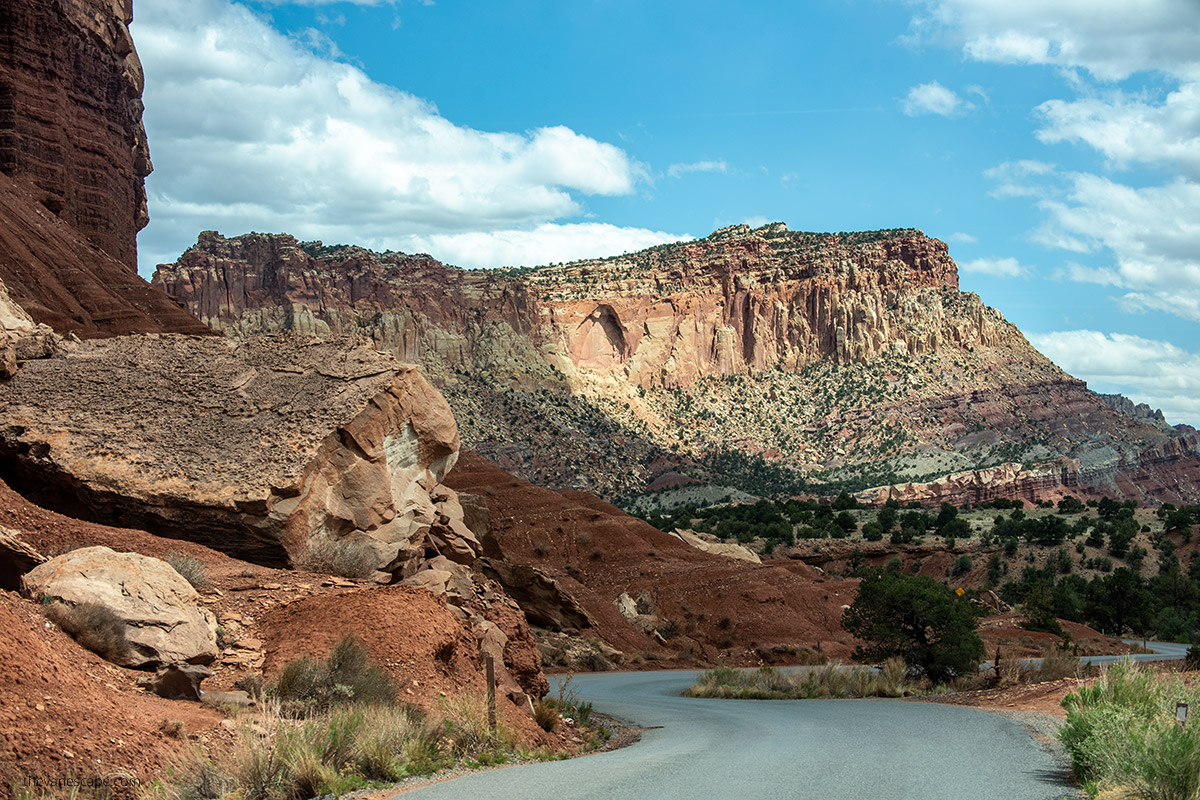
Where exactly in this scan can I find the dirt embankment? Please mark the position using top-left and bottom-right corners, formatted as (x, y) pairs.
(0, 477), (574, 790)
(445, 451), (859, 666)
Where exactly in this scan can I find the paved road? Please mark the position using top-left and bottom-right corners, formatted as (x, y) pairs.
(401, 670), (1079, 800)
(401, 642), (1187, 800)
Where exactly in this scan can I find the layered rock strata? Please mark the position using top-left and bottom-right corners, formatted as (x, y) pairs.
(155, 225), (1200, 503)
(0, 2), (211, 337)
(0, 334), (474, 574)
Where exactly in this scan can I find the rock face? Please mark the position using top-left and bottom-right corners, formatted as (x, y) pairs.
(0, 334), (466, 574)
(0, 525), (44, 591)
(0, 2), (211, 338)
(0, 276), (58, 378)
(22, 546), (218, 667)
(154, 225), (1200, 504)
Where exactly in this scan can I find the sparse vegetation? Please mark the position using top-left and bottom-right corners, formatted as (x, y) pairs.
(686, 658), (916, 700)
(165, 551), (210, 589)
(1059, 661), (1200, 799)
(272, 635), (396, 713)
(41, 600), (131, 664)
(295, 534), (378, 580)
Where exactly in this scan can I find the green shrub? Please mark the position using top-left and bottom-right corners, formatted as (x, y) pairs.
(842, 570), (984, 684)
(1060, 661), (1200, 798)
(41, 600), (132, 664)
(272, 635), (396, 711)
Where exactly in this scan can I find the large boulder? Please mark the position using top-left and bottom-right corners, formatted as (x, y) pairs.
(22, 546), (218, 667)
(0, 334), (461, 575)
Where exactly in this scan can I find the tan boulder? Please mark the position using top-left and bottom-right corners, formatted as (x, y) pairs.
(0, 334), (461, 576)
(670, 529), (762, 564)
(22, 546), (218, 667)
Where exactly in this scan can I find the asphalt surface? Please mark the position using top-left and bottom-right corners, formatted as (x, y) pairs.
(400, 670), (1080, 800)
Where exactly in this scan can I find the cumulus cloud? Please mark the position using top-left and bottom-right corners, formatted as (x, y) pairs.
(906, 0), (1200, 81)
(1035, 83), (1200, 177)
(1033, 175), (1200, 321)
(982, 160), (1057, 198)
(959, 257), (1031, 278)
(1028, 330), (1200, 426)
(667, 160), (728, 178)
(132, 0), (672, 272)
(902, 81), (972, 116)
(945, 232), (978, 244)
(404, 223), (688, 269)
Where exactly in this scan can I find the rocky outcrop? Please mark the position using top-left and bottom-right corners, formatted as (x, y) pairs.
(155, 226), (1200, 503)
(0, 526), (44, 591)
(856, 461), (1081, 507)
(1098, 393), (1170, 429)
(23, 546), (218, 667)
(0, 2), (211, 338)
(475, 557), (594, 631)
(670, 529), (762, 563)
(0, 334), (465, 574)
(0, 276), (58, 378)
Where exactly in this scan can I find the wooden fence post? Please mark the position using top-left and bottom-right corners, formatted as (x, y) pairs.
(485, 653), (497, 732)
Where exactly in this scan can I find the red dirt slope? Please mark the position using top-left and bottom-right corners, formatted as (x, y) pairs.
(445, 451), (858, 665)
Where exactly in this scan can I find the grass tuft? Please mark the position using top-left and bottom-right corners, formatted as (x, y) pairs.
(41, 600), (131, 664)
(295, 534), (379, 580)
(164, 552), (209, 589)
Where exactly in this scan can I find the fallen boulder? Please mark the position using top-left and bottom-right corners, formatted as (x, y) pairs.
(22, 546), (218, 667)
(0, 276), (57, 379)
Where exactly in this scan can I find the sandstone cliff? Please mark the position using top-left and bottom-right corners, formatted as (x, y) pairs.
(0, 334), (472, 575)
(0, 0), (210, 337)
(154, 225), (1200, 504)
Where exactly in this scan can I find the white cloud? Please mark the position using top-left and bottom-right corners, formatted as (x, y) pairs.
(959, 256), (1031, 277)
(907, 0), (1200, 81)
(1028, 330), (1200, 426)
(1034, 174), (1200, 321)
(404, 223), (689, 269)
(902, 81), (972, 117)
(666, 160), (728, 178)
(132, 0), (670, 272)
(982, 159), (1057, 197)
(1035, 83), (1200, 178)
(945, 232), (978, 244)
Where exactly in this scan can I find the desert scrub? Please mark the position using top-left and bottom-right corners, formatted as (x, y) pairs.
(1059, 661), (1200, 799)
(685, 659), (918, 700)
(41, 600), (131, 664)
(164, 551), (209, 589)
(296, 534), (378, 579)
(272, 634), (396, 713)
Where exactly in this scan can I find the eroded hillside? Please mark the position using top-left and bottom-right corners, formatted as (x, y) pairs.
(155, 225), (1200, 504)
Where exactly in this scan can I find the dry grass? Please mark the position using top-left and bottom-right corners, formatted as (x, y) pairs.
(295, 534), (378, 580)
(164, 552), (209, 589)
(41, 601), (131, 664)
(686, 658), (919, 700)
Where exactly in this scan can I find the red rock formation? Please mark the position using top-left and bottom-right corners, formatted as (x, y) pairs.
(0, 1), (210, 337)
(154, 226), (1200, 503)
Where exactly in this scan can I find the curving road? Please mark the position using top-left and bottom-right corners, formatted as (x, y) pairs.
(400, 669), (1080, 800)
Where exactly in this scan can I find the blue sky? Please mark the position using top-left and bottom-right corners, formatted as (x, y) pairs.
(130, 0), (1200, 426)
